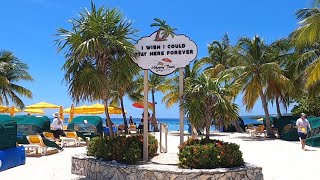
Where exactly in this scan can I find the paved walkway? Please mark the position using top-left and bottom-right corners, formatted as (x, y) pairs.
(0, 132), (318, 180)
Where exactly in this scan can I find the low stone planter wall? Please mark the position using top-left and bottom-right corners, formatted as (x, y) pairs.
(72, 154), (263, 180)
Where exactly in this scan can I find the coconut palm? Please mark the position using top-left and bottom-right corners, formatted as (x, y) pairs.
(109, 60), (142, 133)
(264, 39), (295, 117)
(231, 36), (291, 137)
(290, 1), (320, 89)
(56, 2), (136, 138)
(162, 59), (204, 108)
(291, 1), (320, 47)
(202, 34), (232, 69)
(150, 18), (177, 41)
(0, 50), (33, 109)
(183, 73), (239, 141)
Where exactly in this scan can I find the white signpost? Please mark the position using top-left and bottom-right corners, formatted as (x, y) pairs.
(134, 30), (197, 161)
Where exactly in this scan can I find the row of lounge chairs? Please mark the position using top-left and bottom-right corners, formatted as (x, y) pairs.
(21, 131), (82, 156)
(246, 124), (279, 138)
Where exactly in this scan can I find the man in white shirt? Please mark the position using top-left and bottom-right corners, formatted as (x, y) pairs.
(296, 113), (311, 151)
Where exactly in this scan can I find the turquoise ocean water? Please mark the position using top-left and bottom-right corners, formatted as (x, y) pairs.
(56, 116), (263, 132)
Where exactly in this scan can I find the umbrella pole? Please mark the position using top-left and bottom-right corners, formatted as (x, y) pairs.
(143, 70), (149, 162)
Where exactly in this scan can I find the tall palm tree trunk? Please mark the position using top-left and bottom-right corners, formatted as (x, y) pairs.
(104, 99), (114, 138)
(259, 90), (275, 138)
(275, 97), (282, 118)
(151, 89), (159, 132)
(205, 115), (211, 142)
(120, 96), (128, 133)
(232, 120), (244, 133)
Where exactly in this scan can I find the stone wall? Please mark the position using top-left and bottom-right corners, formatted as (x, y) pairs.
(72, 154), (263, 180)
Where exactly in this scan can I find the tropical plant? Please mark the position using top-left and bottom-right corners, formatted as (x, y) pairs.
(109, 60), (142, 133)
(183, 73), (240, 141)
(150, 18), (177, 41)
(291, 93), (320, 116)
(231, 36), (291, 137)
(202, 34), (232, 69)
(0, 50), (33, 109)
(291, 0), (320, 47)
(291, 1), (320, 89)
(55, 2), (137, 138)
(264, 39), (295, 117)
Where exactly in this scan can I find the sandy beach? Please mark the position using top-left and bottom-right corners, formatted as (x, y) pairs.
(0, 132), (318, 180)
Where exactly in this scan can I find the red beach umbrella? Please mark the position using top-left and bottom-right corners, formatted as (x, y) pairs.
(132, 102), (154, 109)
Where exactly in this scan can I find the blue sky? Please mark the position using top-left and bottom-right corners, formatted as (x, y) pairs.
(0, 0), (310, 118)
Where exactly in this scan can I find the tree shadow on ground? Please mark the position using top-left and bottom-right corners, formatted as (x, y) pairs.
(234, 135), (278, 141)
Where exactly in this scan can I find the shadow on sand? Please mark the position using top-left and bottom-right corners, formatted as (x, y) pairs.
(235, 135), (278, 141)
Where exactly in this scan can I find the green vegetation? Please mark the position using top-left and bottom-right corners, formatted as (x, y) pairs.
(0, 50), (33, 109)
(54, 1), (320, 139)
(87, 135), (158, 164)
(55, 2), (137, 138)
(178, 138), (244, 169)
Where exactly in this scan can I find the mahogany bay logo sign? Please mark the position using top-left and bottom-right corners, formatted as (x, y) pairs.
(134, 31), (198, 75)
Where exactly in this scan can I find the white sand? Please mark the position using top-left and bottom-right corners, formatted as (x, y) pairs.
(0, 132), (318, 180)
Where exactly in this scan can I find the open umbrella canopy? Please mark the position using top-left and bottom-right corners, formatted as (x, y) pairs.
(0, 106), (21, 116)
(26, 102), (60, 109)
(24, 108), (45, 115)
(132, 102), (154, 109)
(64, 104), (124, 115)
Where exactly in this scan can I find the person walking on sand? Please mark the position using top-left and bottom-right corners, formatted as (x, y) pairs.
(296, 113), (311, 151)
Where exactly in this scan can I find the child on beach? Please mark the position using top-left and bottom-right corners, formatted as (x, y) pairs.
(296, 113), (311, 151)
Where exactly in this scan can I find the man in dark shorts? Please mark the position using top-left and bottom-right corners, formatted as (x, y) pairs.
(296, 113), (311, 151)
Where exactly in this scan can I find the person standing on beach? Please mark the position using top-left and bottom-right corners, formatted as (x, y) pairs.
(296, 113), (311, 151)
(51, 112), (64, 140)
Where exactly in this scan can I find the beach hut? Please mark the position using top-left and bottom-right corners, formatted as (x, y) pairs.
(67, 116), (103, 138)
(273, 116), (300, 141)
(306, 117), (320, 147)
(0, 115), (26, 172)
(14, 115), (50, 137)
(0, 115), (17, 150)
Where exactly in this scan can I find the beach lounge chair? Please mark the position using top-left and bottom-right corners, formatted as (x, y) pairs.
(61, 131), (81, 146)
(246, 124), (255, 133)
(128, 125), (137, 134)
(43, 132), (55, 141)
(24, 135), (48, 155)
(250, 125), (266, 137)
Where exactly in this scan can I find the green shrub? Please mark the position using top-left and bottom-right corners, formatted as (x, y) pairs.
(87, 135), (158, 164)
(178, 138), (244, 169)
(87, 137), (106, 158)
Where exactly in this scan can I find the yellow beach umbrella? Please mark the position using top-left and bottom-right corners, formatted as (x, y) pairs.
(26, 102), (60, 109)
(24, 108), (45, 115)
(59, 106), (64, 121)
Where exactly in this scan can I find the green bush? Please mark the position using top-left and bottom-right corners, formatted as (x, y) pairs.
(87, 135), (158, 164)
(178, 138), (244, 169)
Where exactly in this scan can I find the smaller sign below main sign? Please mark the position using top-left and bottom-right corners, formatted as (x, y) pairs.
(134, 31), (198, 75)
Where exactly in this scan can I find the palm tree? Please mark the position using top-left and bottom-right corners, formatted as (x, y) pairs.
(109, 60), (142, 133)
(162, 59), (204, 108)
(202, 34), (232, 69)
(291, 1), (320, 47)
(264, 39), (295, 117)
(290, 1), (320, 89)
(0, 50), (33, 109)
(150, 18), (177, 41)
(231, 36), (291, 137)
(56, 2), (136, 138)
(183, 73), (239, 141)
